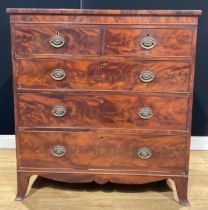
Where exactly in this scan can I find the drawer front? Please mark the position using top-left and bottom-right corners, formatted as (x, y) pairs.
(19, 132), (187, 173)
(14, 26), (101, 55)
(103, 28), (193, 56)
(18, 59), (191, 92)
(18, 94), (189, 130)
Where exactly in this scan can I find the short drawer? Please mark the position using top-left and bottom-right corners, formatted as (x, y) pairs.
(18, 93), (189, 131)
(14, 25), (101, 55)
(17, 59), (191, 92)
(19, 131), (187, 173)
(103, 28), (193, 56)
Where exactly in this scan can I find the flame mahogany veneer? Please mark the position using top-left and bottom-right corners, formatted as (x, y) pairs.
(7, 8), (201, 205)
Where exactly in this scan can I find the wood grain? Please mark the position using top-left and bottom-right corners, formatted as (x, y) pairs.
(18, 93), (189, 131)
(103, 28), (193, 56)
(17, 59), (191, 92)
(18, 131), (187, 173)
(7, 9), (201, 204)
(9, 15), (199, 25)
(14, 26), (101, 55)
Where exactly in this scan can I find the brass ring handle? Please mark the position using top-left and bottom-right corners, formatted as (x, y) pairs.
(51, 69), (66, 81)
(52, 105), (67, 117)
(140, 36), (156, 50)
(139, 107), (153, 120)
(50, 32), (65, 48)
(139, 71), (154, 83)
(138, 148), (152, 159)
(51, 145), (66, 157)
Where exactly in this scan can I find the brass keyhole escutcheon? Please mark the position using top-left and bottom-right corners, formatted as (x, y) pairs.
(100, 64), (105, 70)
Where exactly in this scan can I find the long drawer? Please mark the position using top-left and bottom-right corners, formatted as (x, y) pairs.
(18, 131), (187, 173)
(18, 93), (189, 130)
(17, 59), (191, 92)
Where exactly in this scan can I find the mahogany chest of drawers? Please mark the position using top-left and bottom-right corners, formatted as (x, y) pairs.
(7, 8), (201, 205)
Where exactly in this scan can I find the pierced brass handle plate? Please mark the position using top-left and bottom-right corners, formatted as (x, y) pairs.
(52, 105), (67, 117)
(51, 69), (66, 81)
(51, 145), (66, 157)
(138, 147), (152, 159)
(139, 107), (153, 120)
(140, 36), (156, 50)
(50, 32), (65, 48)
(139, 71), (154, 83)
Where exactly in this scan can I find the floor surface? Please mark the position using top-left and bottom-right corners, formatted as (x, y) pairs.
(0, 149), (208, 210)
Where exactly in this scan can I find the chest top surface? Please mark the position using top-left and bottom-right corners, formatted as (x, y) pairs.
(6, 8), (202, 15)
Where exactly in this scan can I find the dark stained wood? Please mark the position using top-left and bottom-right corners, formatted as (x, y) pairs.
(103, 28), (193, 56)
(14, 26), (101, 55)
(18, 131), (187, 173)
(18, 93), (189, 131)
(15, 171), (188, 202)
(172, 177), (189, 206)
(7, 8), (201, 204)
(9, 15), (199, 25)
(15, 172), (31, 201)
(17, 59), (191, 92)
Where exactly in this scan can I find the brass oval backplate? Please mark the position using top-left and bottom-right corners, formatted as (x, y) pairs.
(52, 105), (67, 117)
(50, 32), (65, 48)
(138, 107), (153, 120)
(51, 145), (66, 157)
(139, 71), (154, 83)
(137, 147), (152, 159)
(51, 69), (66, 81)
(140, 35), (156, 50)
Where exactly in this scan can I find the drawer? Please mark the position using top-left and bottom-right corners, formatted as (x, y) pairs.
(18, 93), (189, 131)
(14, 26), (101, 55)
(103, 28), (193, 56)
(19, 131), (187, 173)
(17, 59), (191, 92)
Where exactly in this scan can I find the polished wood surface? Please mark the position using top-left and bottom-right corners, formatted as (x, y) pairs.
(18, 93), (189, 130)
(103, 28), (193, 56)
(17, 59), (191, 92)
(9, 15), (199, 25)
(0, 149), (207, 210)
(14, 26), (101, 55)
(7, 9), (201, 25)
(18, 132), (187, 172)
(7, 9), (201, 204)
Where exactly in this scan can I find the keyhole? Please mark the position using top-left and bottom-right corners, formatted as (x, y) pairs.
(100, 136), (107, 141)
(100, 64), (105, 70)
(98, 97), (104, 104)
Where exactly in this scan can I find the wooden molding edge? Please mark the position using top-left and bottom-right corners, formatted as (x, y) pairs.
(0, 135), (208, 150)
